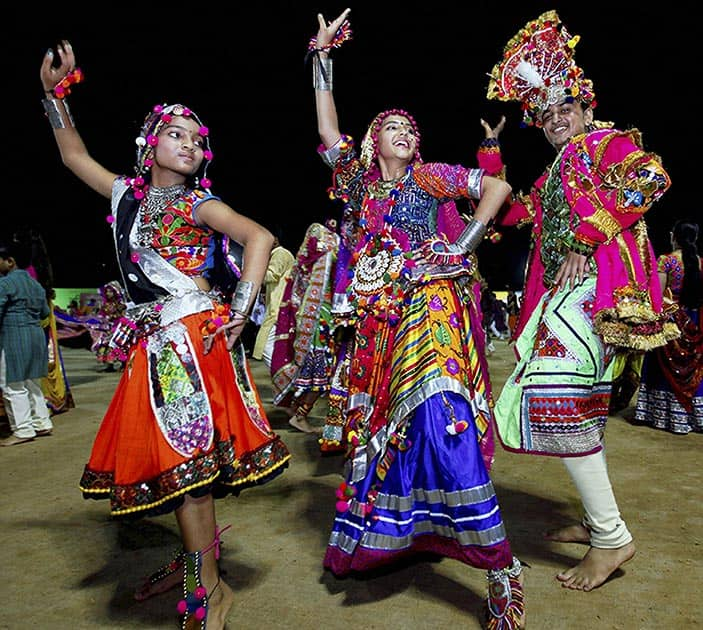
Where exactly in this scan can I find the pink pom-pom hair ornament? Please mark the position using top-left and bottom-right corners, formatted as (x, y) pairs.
(486, 10), (596, 127)
(131, 103), (214, 196)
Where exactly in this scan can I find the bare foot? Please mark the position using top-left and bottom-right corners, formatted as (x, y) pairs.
(289, 416), (320, 434)
(556, 542), (636, 591)
(133, 564), (183, 601)
(205, 578), (235, 630)
(544, 523), (590, 544)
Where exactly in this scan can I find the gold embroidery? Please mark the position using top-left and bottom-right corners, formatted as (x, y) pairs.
(616, 232), (636, 281)
(583, 205), (621, 241)
(515, 192), (536, 227)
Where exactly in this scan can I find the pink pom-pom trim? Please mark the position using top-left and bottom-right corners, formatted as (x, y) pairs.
(454, 420), (469, 433)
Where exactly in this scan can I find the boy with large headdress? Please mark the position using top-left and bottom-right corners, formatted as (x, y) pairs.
(483, 10), (676, 591)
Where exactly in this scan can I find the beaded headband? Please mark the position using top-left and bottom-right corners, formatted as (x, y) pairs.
(359, 109), (422, 175)
(130, 103), (214, 198)
(487, 11), (596, 127)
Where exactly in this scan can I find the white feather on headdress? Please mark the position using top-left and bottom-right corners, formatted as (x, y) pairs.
(516, 60), (544, 88)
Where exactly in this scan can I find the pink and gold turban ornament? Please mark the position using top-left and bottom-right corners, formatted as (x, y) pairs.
(359, 108), (422, 184)
(486, 10), (596, 127)
(129, 104), (214, 199)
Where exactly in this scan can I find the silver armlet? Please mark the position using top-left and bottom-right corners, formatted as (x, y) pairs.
(454, 217), (487, 254)
(42, 98), (75, 129)
(313, 55), (333, 91)
(231, 280), (256, 315)
(319, 137), (342, 168)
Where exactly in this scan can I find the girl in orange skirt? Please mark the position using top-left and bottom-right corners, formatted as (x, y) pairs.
(40, 41), (290, 630)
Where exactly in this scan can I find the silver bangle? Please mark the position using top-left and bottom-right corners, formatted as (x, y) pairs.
(454, 217), (487, 254)
(231, 280), (256, 315)
(319, 137), (343, 168)
(42, 98), (75, 129)
(313, 55), (333, 91)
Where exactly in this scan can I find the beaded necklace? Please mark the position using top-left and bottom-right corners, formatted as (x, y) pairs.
(350, 165), (414, 322)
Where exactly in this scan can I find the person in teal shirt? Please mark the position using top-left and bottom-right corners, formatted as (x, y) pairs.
(0, 240), (53, 446)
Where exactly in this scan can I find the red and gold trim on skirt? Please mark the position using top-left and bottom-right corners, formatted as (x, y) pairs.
(78, 311), (290, 517)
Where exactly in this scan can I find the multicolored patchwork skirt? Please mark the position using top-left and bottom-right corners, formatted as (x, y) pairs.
(79, 311), (290, 517)
(324, 279), (513, 575)
(494, 278), (616, 456)
(635, 305), (703, 433)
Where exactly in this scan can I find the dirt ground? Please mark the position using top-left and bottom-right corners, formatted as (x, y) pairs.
(0, 340), (700, 630)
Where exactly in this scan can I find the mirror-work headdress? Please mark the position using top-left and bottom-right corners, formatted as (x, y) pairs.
(487, 11), (596, 127)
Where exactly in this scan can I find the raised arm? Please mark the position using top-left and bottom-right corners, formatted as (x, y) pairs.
(40, 41), (117, 199)
(312, 9), (350, 149)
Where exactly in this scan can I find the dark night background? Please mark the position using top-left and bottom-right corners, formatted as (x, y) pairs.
(8, 2), (697, 291)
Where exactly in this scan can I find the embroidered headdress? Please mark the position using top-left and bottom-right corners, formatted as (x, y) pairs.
(130, 103), (214, 198)
(487, 10), (596, 127)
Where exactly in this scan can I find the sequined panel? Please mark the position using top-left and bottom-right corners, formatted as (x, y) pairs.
(230, 344), (275, 436)
(520, 384), (610, 454)
(147, 322), (214, 457)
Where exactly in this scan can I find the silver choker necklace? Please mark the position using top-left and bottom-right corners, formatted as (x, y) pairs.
(143, 184), (186, 214)
(135, 184), (186, 247)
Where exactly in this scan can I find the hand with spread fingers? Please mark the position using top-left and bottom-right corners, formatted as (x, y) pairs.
(314, 8), (351, 52)
(555, 250), (592, 290)
(480, 115), (506, 140)
(203, 315), (248, 354)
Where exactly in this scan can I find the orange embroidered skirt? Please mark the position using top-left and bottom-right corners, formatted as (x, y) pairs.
(79, 312), (290, 518)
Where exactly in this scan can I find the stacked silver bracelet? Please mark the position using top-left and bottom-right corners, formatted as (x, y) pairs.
(231, 280), (256, 319)
(313, 55), (333, 91)
(42, 98), (75, 129)
(454, 217), (488, 254)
